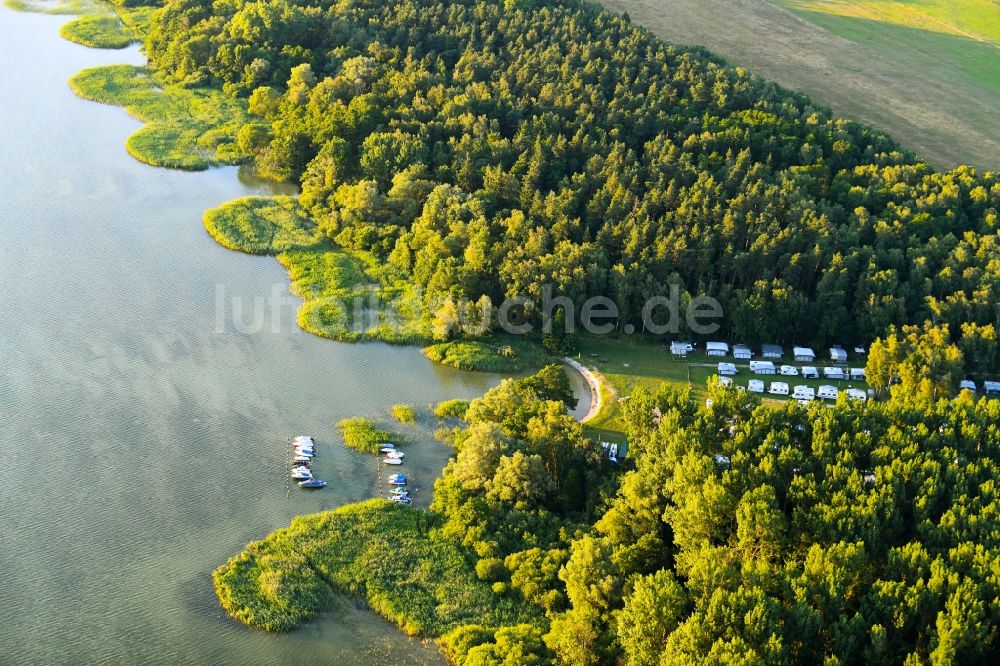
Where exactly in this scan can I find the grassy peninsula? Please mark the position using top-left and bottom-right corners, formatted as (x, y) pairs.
(68, 64), (250, 170)
(213, 500), (540, 634)
(422, 339), (550, 373)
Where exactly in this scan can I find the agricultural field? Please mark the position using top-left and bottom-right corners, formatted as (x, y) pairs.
(599, 0), (1000, 171)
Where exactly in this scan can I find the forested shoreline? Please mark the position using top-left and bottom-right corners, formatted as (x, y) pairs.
(133, 0), (999, 359)
(29, 0), (1000, 662)
(215, 367), (1000, 664)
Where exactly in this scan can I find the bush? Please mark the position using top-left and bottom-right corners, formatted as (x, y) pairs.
(391, 404), (416, 424)
(338, 417), (394, 454)
(422, 339), (549, 373)
(434, 399), (471, 420)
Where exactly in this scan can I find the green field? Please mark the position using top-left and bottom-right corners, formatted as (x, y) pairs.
(599, 0), (1000, 171)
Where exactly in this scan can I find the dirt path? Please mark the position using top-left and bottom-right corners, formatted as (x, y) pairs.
(562, 357), (603, 423)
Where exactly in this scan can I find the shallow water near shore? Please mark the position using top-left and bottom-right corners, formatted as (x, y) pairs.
(0, 6), (544, 664)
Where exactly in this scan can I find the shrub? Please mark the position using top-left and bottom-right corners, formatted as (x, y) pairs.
(338, 417), (393, 454)
(391, 404), (416, 423)
(434, 399), (471, 419)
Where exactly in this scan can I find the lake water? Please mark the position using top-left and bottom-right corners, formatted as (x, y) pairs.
(0, 7), (591, 664)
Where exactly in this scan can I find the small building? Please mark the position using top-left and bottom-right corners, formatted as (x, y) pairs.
(750, 360), (776, 375)
(830, 347), (848, 364)
(984, 381), (1000, 397)
(850, 368), (866, 381)
(846, 388), (867, 402)
(959, 380), (977, 393)
(769, 381), (789, 396)
(818, 385), (839, 400)
(801, 366), (820, 379)
(733, 344), (754, 360)
(748, 379), (765, 393)
(717, 362), (738, 376)
(706, 341), (730, 357)
(793, 346), (816, 362)
(780, 365), (799, 377)
(824, 367), (846, 380)
(793, 385), (816, 401)
(761, 344), (783, 359)
(670, 341), (692, 357)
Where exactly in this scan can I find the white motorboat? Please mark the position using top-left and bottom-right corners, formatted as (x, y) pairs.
(388, 495), (411, 505)
(383, 457), (403, 465)
(292, 454), (312, 463)
(388, 474), (407, 485)
(293, 436), (315, 446)
(290, 467), (313, 480)
(385, 450), (404, 458)
(380, 444), (397, 454)
(298, 478), (327, 489)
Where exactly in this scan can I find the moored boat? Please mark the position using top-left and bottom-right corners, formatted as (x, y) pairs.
(383, 457), (403, 465)
(298, 478), (327, 489)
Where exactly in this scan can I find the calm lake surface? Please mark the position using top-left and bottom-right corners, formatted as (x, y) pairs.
(0, 7), (591, 664)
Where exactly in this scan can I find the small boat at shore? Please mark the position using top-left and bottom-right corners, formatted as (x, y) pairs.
(292, 454), (312, 463)
(388, 474), (407, 485)
(385, 450), (404, 458)
(383, 457), (403, 465)
(390, 486), (408, 495)
(293, 436), (315, 445)
(380, 444), (397, 454)
(298, 478), (327, 489)
(294, 446), (315, 456)
(291, 466), (313, 480)
(388, 495), (411, 505)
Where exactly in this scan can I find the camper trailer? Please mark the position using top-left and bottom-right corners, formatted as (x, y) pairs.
(793, 347), (816, 362)
(846, 388), (867, 402)
(818, 385), (839, 400)
(718, 376), (734, 387)
(768, 381), (790, 396)
(717, 362), (738, 376)
(984, 381), (1000, 397)
(750, 361), (776, 375)
(959, 380), (976, 393)
(670, 341), (693, 357)
(779, 365), (799, 377)
(792, 385), (816, 401)
(748, 379), (765, 394)
(801, 366), (820, 379)
(823, 367), (846, 380)
(761, 344), (783, 359)
(850, 368), (866, 381)
(829, 347), (848, 364)
(706, 342), (729, 357)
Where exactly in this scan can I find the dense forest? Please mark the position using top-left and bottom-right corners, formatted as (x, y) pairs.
(135, 0), (1000, 359)
(118, 0), (1000, 662)
(216, 366), (1000, 664)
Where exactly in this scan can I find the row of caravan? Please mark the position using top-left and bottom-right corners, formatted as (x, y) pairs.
(719, 362), (866, 381)
(719, 377), (867, 402)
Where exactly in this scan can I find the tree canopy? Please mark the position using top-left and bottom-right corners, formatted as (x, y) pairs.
(144, 0), (1000, 356)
